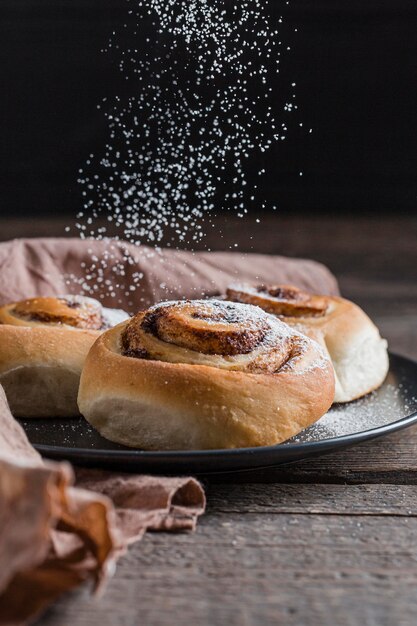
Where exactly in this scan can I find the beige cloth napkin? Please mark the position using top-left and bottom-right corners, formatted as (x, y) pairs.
(0, 386), (205, 626)
(0, 238), (339, 309)
(0, 237), (339, 624)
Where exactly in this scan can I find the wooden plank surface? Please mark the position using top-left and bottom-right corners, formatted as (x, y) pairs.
(2, 214), (414, 626)
(206, 483), (417, 514)
(39, 487), (417, 626)
(207, 425), (417, 487)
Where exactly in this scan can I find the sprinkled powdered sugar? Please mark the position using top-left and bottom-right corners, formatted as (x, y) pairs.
(60, 294), (98, 308)
(59, 294), (129, 328)
(291, 382), (417, 443)
(65, 0), (306, 305)
(101, 306), (130, 329)
(147, 298), (279, 327)
(147, 298), (297, 341)
(228, 283), (296, 304)
(137, 299), (329, 374)
(21, 382), (417, 449)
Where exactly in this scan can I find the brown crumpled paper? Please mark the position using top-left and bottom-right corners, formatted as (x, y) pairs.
(0, 238), (339, 309)
(0, 237), (339, 625)
(0, 386), (205, 626)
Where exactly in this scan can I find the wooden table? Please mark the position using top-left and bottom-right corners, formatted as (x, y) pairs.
(5, 215), (416, 626)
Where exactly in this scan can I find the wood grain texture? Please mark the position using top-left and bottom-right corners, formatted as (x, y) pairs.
(39, 497), (417, 626)
(206, 483), (417, 515)
(207, 426), (417, 486)
(7, 214), (415, 626)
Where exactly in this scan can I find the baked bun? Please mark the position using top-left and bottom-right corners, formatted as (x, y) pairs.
(78, 299), (335, 450)
(226, 284), (389, 403)
(0, 295), (129, 417)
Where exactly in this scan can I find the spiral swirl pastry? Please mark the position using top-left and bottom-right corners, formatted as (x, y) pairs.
(226, 284), (329, 317)
(225, 283), (389, 403)
(121, 300), (299, 373)
(0, 295), (129, 418)
(0, 295), (128, 330)
(78, 299), (335, 450)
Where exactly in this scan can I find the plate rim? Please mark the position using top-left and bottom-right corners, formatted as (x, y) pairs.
(29, 351), (417, 462)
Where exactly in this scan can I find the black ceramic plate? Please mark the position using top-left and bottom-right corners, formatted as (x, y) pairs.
(19, 353), (417, 474)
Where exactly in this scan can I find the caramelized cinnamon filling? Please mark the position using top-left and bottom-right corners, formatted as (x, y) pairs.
(12, 296), (103, 330)
(266, 286), (305, 301)
(123, 300), (270, 358)
(119, 299), (315, 375)
(226, 284), (328, 318)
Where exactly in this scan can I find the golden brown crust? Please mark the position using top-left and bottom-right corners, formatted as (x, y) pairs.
(225, 284), (389, 402)
(0, 325), (99, 417)
(78, 299), (335, 450)
(0, 295), (130, 417)
(0, 325), (99, 373)
(226, 284), (328, 317)
(0, 295), (106, 330)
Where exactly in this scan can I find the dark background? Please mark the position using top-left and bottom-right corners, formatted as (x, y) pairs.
(1, 0), (416, 217)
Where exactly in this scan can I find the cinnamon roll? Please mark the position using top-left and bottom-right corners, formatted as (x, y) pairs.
(225, 284), (389, 403)
(0, 295), (129, 417)
(78, 299), (335, 450)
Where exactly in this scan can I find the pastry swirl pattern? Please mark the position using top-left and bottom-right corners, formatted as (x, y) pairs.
(226, 284), (329, 317)
(0, 295), (128, 331)
(120, 299), (317, 374)
(0, 295), (129, 418)
(78, 299), (336, 450)
(225, 283), (389, 403)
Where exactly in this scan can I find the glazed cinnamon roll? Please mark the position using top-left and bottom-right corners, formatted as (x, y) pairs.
(78, 299), (335, 450)
(0, 295), (129, 417)
(225, 284), (389, 403)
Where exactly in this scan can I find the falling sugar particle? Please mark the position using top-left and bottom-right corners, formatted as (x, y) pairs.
(69, 0), (304, 302)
